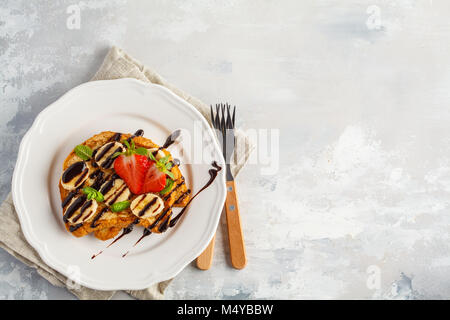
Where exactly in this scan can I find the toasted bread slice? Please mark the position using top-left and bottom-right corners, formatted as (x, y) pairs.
(59, 131), (190, 241)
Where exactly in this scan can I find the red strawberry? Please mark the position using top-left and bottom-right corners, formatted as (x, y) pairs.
(142, 161), (166, 193)
(113, 154), (150, 194)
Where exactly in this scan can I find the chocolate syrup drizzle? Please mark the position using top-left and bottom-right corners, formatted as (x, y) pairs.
(138, 197), (158, 217)
(126, 129), (144, 143)
(95, 142), (115, 163)
(72, 200), (93, 223)
(162, 177), (185, 201)
(105, 218), (139, 248)
(162, 129), (181, 149)
(91, 218), (139, 259)
(89, 170), (105, 190)
(61, 190), (77, 208)
(111, 132), (122, 142)
(61, 161), (88, 187)
(90, 207), (108, 228)
(63, 195), (87, 222)
(101, 147), (122, 169)
(69, 223), (83, 232)
(131, 161), (222, 249)
(169, 161), (222, 228)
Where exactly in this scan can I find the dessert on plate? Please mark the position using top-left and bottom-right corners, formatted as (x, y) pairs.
(59, 129), (190, 241)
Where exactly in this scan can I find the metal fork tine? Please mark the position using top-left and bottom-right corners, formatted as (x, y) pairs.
(210, 102), (237, 170)
(210, 105), (215, 127)
(221, 106), (227, 159)
(220, 104), (226, 132)
(226, 105), (232, 129)
(232, 106), (236, 128)
(216, 104), (221, 129)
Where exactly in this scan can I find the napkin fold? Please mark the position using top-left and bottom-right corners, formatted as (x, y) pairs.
(0, 47), (254, 299)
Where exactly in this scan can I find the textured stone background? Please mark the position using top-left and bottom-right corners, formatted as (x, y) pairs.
(2, 0), (450, 299)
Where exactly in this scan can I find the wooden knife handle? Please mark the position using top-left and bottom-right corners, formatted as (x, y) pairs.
(225, 181), (247, 269)
(196, 233), (216, 270)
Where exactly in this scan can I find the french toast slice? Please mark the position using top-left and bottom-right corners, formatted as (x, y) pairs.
(59, 131), (190, 241)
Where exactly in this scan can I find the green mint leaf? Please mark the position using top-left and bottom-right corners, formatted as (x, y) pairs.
(74, 145), (93, 160)
(135, 147), (148, 156)
(82, 187), (96, 195)
(82, 187), (104, 203)
(160, 178), (174, 195)
(95, 191), (104, 203)
(110, 200), (131, 213)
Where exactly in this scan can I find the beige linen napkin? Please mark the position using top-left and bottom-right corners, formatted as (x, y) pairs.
(0, 47), (254, 299)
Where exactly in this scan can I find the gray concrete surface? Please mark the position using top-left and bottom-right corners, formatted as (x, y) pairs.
(2, 0), (450, 299)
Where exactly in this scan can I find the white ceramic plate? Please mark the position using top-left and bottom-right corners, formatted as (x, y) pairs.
(12, 78), (226, 290)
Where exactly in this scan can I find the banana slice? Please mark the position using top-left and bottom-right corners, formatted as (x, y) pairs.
(130, 193), (164, 219)
(99, 177), (131, 205)
(94, 141), (124, 169)
(64, 195), (98, 224)
(148, 148), (166, 160)
(61, 161), (91, 191)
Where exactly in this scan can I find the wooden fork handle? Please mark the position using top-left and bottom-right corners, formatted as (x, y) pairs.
(196, 233), (216, 270)
(225, 181), (247, 269)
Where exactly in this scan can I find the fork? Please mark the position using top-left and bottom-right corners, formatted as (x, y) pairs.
(196, 103), (247, 270)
